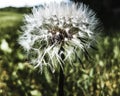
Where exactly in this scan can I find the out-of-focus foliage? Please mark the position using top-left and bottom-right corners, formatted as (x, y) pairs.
(0, 9), (120, 96)
(0, 7), (32, 13)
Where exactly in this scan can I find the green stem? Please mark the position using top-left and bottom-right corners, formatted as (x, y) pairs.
(58, 46), (65, 96)
(58, 67), (64, 96)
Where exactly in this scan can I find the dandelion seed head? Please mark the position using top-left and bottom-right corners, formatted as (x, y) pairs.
(19, 2), (100, 72)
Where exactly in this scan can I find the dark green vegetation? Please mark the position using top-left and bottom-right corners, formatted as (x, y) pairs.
(0, 9), (120, 96)
(71, 0), (120, 30)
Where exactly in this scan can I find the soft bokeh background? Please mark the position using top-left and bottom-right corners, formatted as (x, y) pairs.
(0, 0), (120, 96)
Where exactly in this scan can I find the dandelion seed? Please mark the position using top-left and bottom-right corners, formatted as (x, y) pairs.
(18, 2), (100, 72)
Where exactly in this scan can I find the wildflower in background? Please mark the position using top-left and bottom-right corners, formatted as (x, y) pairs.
(18, 2), (100, 72)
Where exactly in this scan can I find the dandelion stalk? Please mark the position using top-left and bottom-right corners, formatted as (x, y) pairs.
(58, 67), (64, 96)
(58, 46), (65, 96)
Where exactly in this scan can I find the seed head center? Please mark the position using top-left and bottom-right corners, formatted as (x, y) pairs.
(49, 27), (73, 44)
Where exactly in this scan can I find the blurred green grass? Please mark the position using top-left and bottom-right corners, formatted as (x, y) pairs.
(0, 10), (120, 96)
(0, 11), (23, 28)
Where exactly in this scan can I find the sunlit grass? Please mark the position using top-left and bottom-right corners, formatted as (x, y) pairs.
(0, 11), (23, 28)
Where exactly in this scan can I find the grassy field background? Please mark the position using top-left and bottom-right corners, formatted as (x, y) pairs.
(0, 9), (120, 96)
